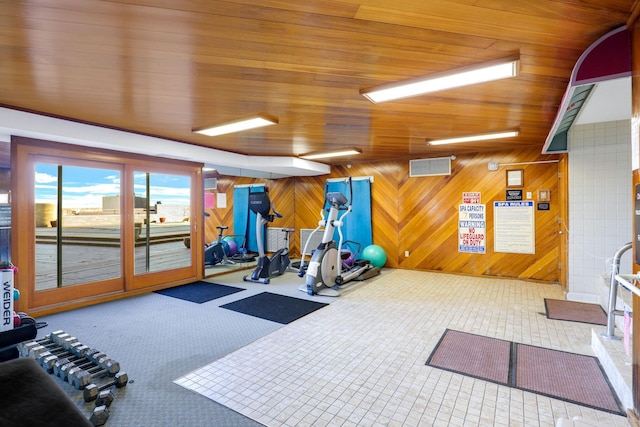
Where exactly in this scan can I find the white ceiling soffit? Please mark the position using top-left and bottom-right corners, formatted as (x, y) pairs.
(543, 26), (632, 154)
(0, 107), (330, 178)
(574, 77), (631, 125)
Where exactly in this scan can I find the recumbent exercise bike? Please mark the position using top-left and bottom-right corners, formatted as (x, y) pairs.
(204, 225), (235, 266)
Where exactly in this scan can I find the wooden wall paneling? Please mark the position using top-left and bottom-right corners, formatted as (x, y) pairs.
(295, 162), (402, 268)
(294, 149), (560, 281)
(204, 174), (296, 254)
(397, 148), (561, 281)
(203, 175), (254, 245)
(334, 163), (402, 269)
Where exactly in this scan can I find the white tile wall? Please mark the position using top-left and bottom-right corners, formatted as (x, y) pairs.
(567, 120), (632, 303)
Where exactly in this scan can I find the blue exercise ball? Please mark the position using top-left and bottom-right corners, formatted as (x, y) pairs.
(221, 240), (230, 256)
(361, 244), (386, 268)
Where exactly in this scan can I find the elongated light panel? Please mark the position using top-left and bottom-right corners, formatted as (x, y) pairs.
(428, 130), (519, 145)
(194, 116), (277, 137)
(363, 60), (518, 103)
(299, 148), (362, 160)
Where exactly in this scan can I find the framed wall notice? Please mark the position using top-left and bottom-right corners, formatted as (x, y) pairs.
(506, 169), (523, 187)
(493, 201), (535, 254)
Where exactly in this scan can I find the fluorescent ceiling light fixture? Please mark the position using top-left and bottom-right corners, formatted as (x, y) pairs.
(361, 57), (519, 103)
(428, 130), (519, 145)
(193, 114), (278, 137)
(299, 148), (362, 160)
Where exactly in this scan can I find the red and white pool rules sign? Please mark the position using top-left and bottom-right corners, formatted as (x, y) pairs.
(458, 203), (486, 254)
(462, 192), (481, 204)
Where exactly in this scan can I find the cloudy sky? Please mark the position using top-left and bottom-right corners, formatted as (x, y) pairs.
(35, 164), (191, 208)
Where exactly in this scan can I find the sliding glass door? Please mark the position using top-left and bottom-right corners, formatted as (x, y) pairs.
(13, 137), (203, 311)
(133, 171), (192, 275)
(35, 162), (123, 291)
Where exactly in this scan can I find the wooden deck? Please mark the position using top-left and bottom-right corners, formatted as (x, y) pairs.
(33, 224), (256, 291)
(35, 224), (190, 246)
(34, 224), (192, 291)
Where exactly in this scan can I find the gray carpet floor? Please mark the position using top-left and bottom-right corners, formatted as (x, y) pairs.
(34, 268), (336, 426)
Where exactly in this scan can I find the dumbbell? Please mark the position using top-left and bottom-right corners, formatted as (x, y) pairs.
(27, 337), (83, 362)
(17, 330), (66, 356)
(72, 362), (121, 390)
(61, 337), (81, 350)
(33, 340), (77, 360)
(94, 356), (120, 374)
(53, 355), (90, 379)
(54, 350), (106, 380)
(83, 371), (129, 402)
(40, 352), (77, 374)
(37, 345), (81, 373)
(27, 342), (75, 368)
(83, 350), (120, 374)
(89, 405), (109, 426)
(46, 332), (73, 346)
(82, 348), (105, 364)
(66, 360), (102, 384)
(23, 341), (60, 359)
(19, 335), (63, 358)
(77, 349), (117, 371)
(28, 335), (79, 360)
(69, 357), (119, 388)
(94, 389), (114, 407)
(73, 344), (91, 357)
(41, 345), (93, 374)
(53, 348), (103, 376)
(86, 349), (108, 363)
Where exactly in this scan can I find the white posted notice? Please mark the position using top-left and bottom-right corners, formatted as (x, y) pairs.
(458, 203), (486, 254)
(493, 201), (535, 254)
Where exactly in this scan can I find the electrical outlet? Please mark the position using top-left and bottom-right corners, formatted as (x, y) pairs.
(405, 251), (409, 257)
(526, 192), (532, 199)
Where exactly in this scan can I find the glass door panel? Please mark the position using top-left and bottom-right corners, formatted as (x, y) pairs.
(35, 163), (122, 290)
(133, 172), (191, 275)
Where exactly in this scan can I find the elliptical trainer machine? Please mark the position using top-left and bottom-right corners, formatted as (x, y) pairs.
(298, 179), (379, 296)
(243, 190), (292, 284)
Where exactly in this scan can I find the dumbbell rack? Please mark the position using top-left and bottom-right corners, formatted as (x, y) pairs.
(17, 330), (129, 426)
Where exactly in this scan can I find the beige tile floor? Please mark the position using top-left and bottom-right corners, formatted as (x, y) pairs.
(175, 269), (629, 427)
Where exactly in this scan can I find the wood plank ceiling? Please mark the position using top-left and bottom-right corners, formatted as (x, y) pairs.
(0, 0), (633, 165)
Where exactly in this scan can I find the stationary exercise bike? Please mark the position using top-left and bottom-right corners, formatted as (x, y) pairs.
(243, 191), (292, 284)
(204, 225), (235, 266)
(298, 180), (379, 296)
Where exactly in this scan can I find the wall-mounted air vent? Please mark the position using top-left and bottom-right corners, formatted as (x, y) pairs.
(266, 227), (286, 252)
(204, 178), (218, 190)
(409, 157), (451, 177)
(300, 228), (323, 255)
